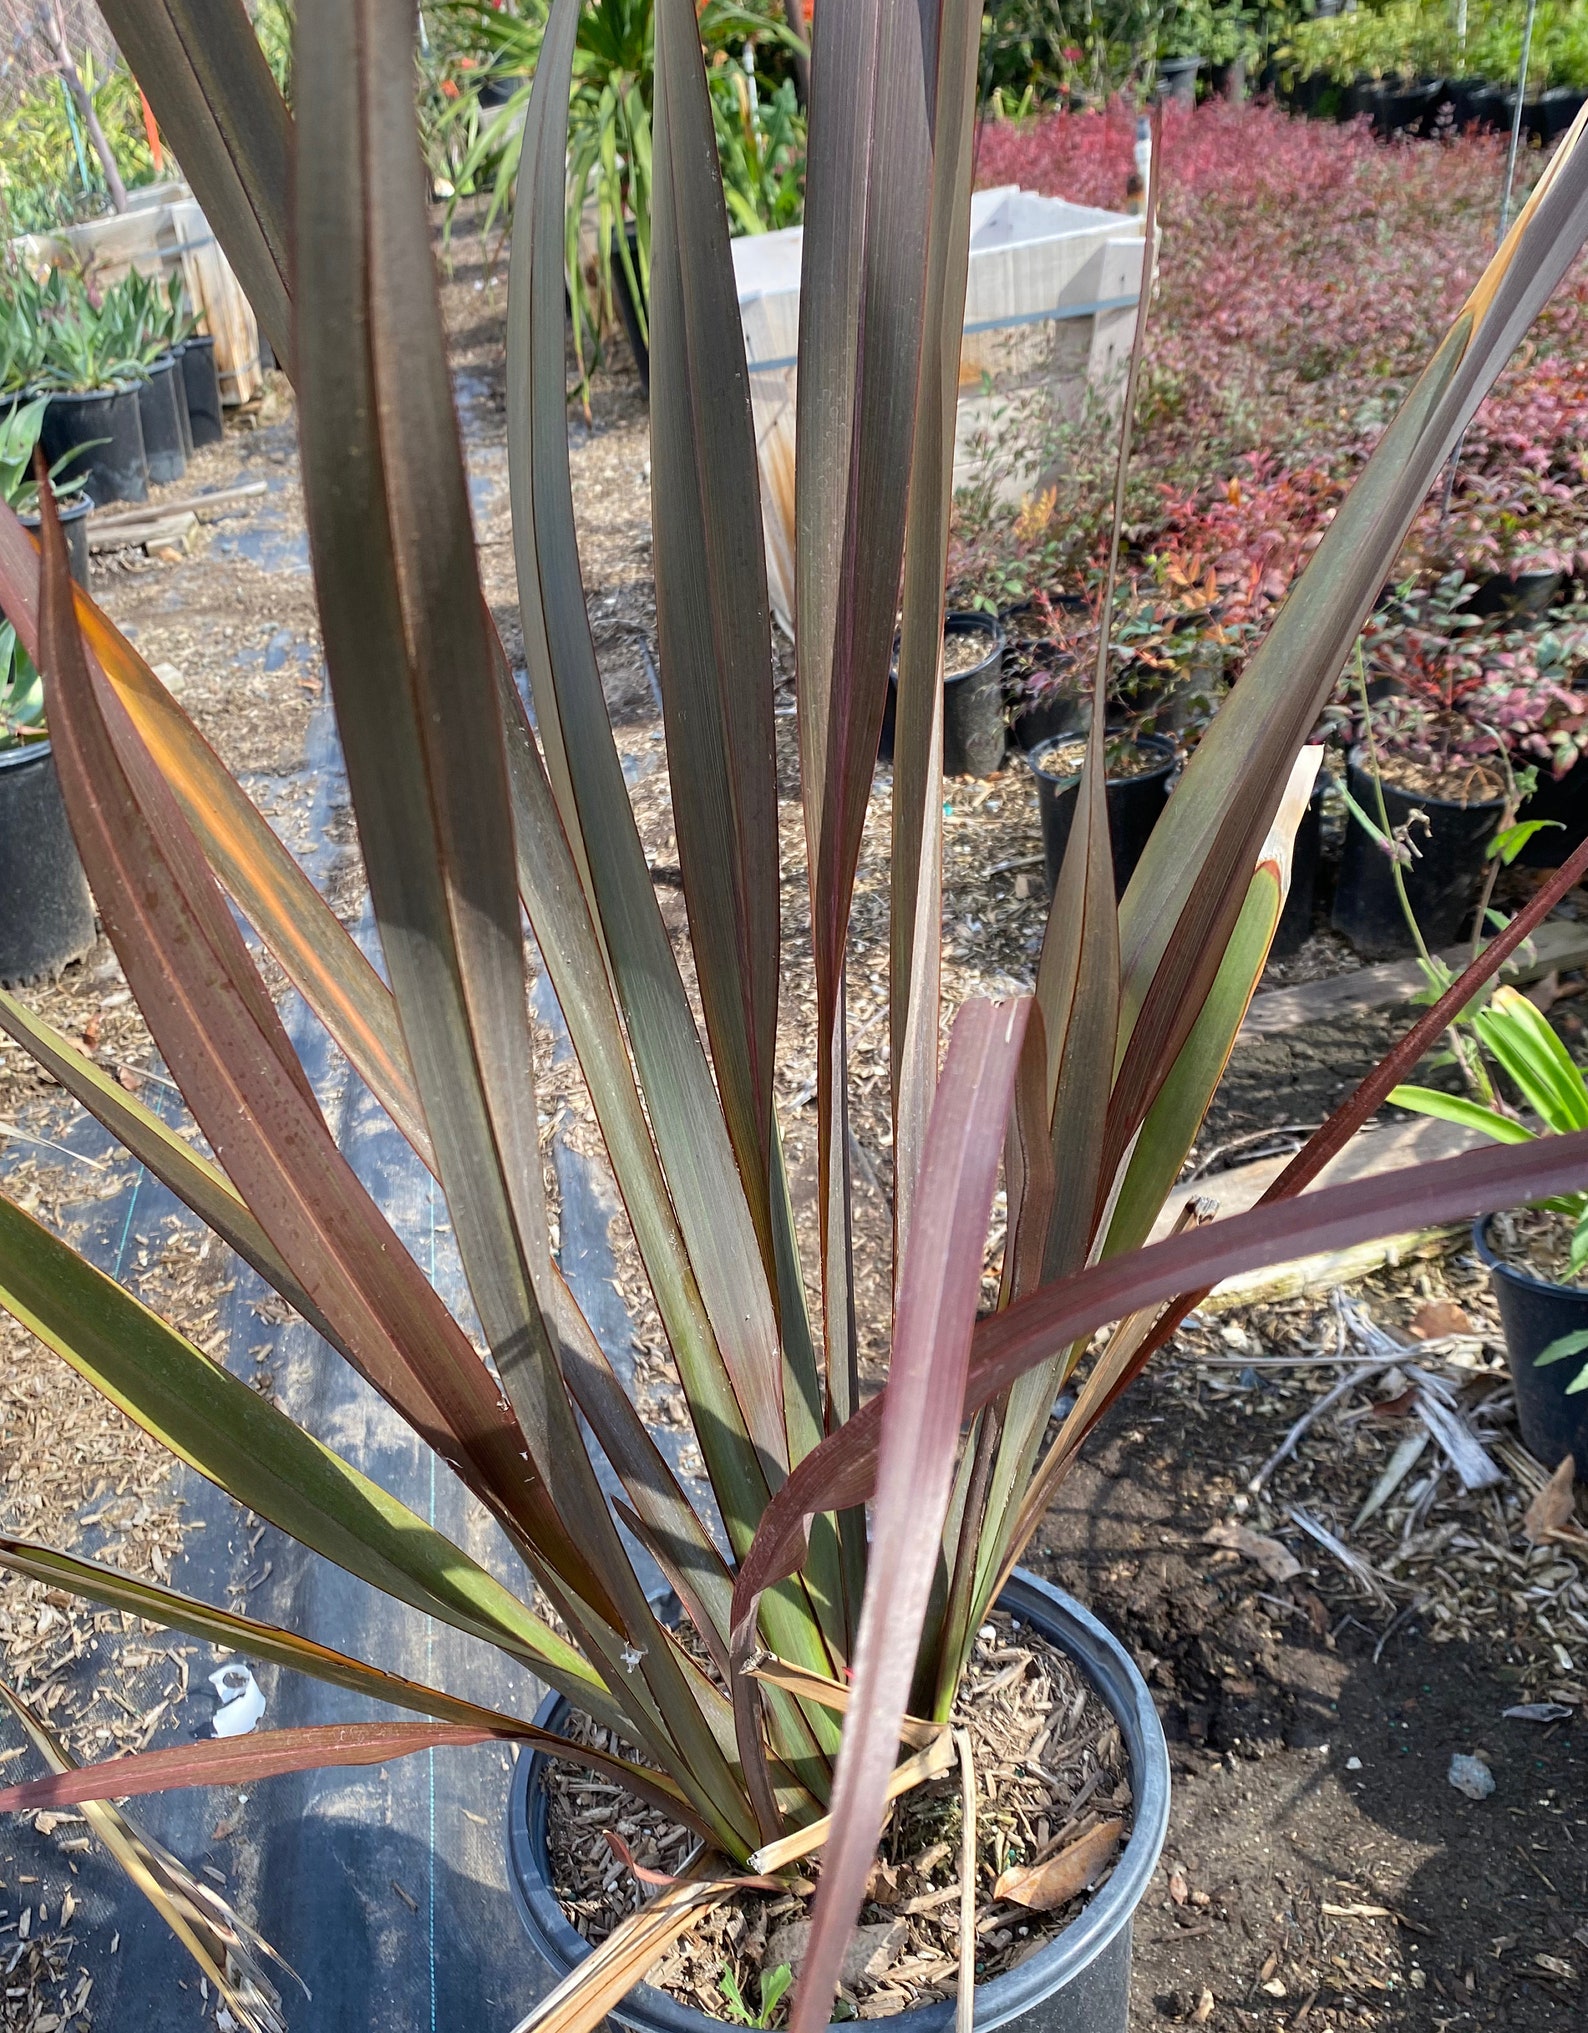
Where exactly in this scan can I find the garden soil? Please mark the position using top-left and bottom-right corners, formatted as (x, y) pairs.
(0, 207), (1582, 2029)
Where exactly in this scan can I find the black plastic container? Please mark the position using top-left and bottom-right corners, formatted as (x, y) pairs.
(179, 334), (225, 448)
(1374, 79), (1440, 137)
(1539, 86), (1588, 142)
(1011, 686), (1086, 754)
(1331, 749), (1503, 959)
(1271, 772), (1328, 959)
(507, 1571), (1169, 2033)
(1512, 755), (1588, 868)
(1029, 732), (1175, 896)
(1467, 567), (1562, 620)
(40, 384), (147, 507)
(879, 613), (1008, 778)
(0, 743), (95, 984)
(1158, 55), (1201, 105)
(137, 354), (188, 486)
(1475, 1218), (1588, 1476)
(18, 493), (93, 589)
(1442, 77), (1489, 131)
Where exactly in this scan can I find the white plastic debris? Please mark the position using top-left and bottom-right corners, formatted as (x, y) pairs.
(1447, 1753), (1495, 1800)
(1503, 1702), (1575, 1723)
(209, 1664), (265, 1738)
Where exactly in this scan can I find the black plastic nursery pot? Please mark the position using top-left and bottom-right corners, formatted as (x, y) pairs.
(40, 385), (147, 507)
(1011, 688), (1086, 754)
(1028, 732), (1175, 898)
(179, 334), (226, 448)
(1330, 749), (1503, 961)
(1539, 86), (1588, 141)
(1467, 568), (1562, 621)
(0, 743), (95, 985)
(507, 1571), (1169, 2033)
(1474, 1219), (1588, 1477)
(138, 354), (188, 486)
(18, 493), (93, 590)
(879, 614), (1008, 778)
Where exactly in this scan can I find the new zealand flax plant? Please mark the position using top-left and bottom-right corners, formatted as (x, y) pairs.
(0, 2), (1586, 2028)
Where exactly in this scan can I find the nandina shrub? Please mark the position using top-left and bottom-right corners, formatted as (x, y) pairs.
(960, 98), (1588, 648)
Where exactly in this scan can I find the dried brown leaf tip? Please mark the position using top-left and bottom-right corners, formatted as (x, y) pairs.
(992, 1816), (1122, 1912)
(1523, 1455), (1580, 1545)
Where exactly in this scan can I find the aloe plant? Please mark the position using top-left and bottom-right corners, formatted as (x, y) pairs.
(32, 273), (149, 393)
(0, 4), (1583, 2030)
(98, 266), (195, 364)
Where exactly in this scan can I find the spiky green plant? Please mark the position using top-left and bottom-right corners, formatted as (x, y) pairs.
(0, 4), (1585, 2031)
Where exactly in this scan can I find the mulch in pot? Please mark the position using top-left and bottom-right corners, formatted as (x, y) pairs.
(546, 1611), (1132, 2021)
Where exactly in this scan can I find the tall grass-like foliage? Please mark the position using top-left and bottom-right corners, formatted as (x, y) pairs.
(0, 6), (1584, 2031)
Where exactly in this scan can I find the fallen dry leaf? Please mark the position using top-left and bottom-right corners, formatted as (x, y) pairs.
(1408, 1299), (1472, 1340)
(994, 1818), (1122, 1912)
(1524, 1456), (1577, 1545)
(1168, 1867), (1189, 1906)
(1203, 1521), (1302, 1584)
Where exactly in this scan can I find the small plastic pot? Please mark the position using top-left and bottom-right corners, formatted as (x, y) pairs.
(1331, 749), (1503, 960)
(1539, 86), (1588, 142)
(0, 743), (95, 985)
(1270, 772), (1329, 960)
(879, 613), (1008, 778)
(1028, 733), (1175, 898)
(1011, 688), (1087, 754)
(1467, 568), (1562, 621)
(507, 1570), (1169, 2033)
(1512, 756), (1588, 869)
(1474, 1218), (1588, 1477)
(179, 334), (226, 448)
(138, 354), (188, 486)
(40, 385), (147, 507)
(18, 492), (93, 589)
(1157, 56), (1201, 105)
(1442, 77), (1489, 131)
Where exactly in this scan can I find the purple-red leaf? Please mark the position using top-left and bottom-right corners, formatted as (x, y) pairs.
(738, 1126), (1588, 1597)
(762, 998), (1029, 2033)
(0, 1723), (501, 1813)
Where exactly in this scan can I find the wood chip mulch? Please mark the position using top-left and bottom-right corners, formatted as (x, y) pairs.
(547, 1610), (1132, 2024)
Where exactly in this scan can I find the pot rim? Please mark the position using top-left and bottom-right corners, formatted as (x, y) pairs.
(1026, 729), (1176, 790)
(0, 739), (54, 773)
(1472, 1212), (1588, 1301)
(889, 613), (1006, 693)
(1346, 744), (1506, 813)
(19, 492), (94, 528)
(506, 1571), (1168, 2033)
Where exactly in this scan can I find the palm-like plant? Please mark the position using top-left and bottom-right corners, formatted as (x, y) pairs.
(438, 0), (795, 375)
(0, 3), (1585, 2031)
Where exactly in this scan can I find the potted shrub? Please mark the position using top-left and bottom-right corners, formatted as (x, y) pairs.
(98, 269), (190, 483)
(879, 612), (1007, 777)
(1481, 608), (1588, 867)
(33, 273), (150, 506)
(1390, 986), (1588, 1475)
(0, 5), (1586, 2031)
(1000, 593), (1084, 751)
(0, 397), (95, 983)
(1028, 725), (1176, 896)
(1331, 596), (1512, 957)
